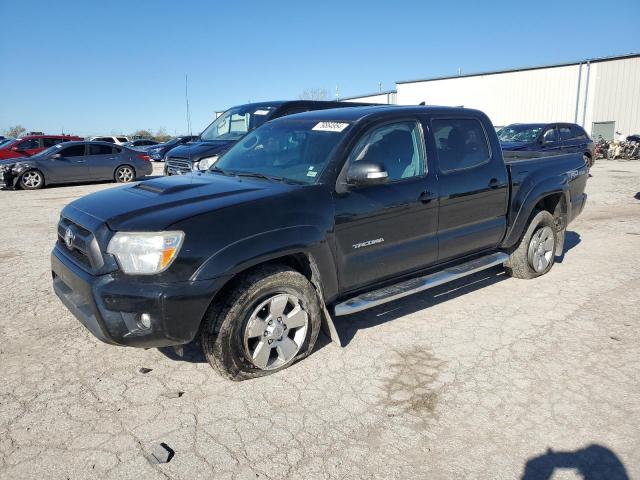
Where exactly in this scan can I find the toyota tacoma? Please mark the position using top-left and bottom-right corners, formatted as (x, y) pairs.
(52, 106), (588, 380)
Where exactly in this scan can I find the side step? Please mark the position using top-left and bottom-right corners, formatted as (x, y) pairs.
(334, 252), (509, 316)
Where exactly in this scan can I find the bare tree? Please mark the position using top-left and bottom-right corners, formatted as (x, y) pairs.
(154, 127), (171, 143)
(4, 125), (27, 138)
(298, 88), (329, 101)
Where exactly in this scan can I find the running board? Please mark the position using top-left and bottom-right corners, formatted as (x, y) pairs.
(334, 252), (509, 316)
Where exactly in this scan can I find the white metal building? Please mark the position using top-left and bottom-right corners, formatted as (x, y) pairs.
(343, 54), (640, 139)
(342, 90), (397, 105)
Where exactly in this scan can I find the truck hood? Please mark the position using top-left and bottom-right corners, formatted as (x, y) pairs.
(166, 140), (236, 161)
(500, 142), (530, 151)
(63, 173), (295, 231)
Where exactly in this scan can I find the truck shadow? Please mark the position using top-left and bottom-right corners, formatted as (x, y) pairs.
(556, 231), (581, 263)
(332, 266), (508, 348)
(521, 444), (629, 480)
(332, 232), (581, 348)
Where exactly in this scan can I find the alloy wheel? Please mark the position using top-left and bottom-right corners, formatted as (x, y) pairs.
(527, 226), (554, 272)
(22, 171), (43, 189)
(117, 166), (134, 182)
(243, 293), (309, 370)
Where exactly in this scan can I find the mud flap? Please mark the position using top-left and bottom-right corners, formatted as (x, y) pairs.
(320, 303), (342, 347)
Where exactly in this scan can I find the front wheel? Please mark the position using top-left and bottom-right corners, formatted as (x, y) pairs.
(115, 165), (135, 183)
(201, 265), (322, 381)
(504, 210), (560, 279)
(19, 169), (44, 190)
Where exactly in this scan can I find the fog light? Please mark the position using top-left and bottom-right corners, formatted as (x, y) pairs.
(139, 313), (152, 329)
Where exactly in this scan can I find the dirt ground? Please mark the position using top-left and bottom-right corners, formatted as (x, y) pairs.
(0, 161), (638, 480)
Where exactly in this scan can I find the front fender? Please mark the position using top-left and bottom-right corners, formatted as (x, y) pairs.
(191, 225), (339, 299)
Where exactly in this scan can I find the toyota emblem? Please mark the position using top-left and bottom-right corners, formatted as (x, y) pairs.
(64, 227), (75, 250)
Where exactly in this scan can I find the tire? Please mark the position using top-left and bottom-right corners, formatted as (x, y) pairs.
(19, 169), (44, 190)
(583, 153), (593, 168)
(504, 210), (560, 279)
(115, 165), (135, 183)
(201, 264), (322, 381)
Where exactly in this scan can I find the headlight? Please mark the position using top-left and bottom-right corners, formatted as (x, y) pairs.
(193, 155), (219, 171)
(107, 231), (184, 275)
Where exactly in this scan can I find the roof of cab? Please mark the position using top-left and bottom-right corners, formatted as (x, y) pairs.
(272, 104), (481, 123)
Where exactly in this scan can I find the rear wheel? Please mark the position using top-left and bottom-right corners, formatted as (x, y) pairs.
(19, 169), (44, 190)
(583, 153), (593, 168)
(504, 210), (559, 279)
(201, 265), (322, 381)
(115, 165), (135, 183)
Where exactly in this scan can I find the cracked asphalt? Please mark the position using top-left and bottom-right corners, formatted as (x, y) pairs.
(1, 161), (639, 479)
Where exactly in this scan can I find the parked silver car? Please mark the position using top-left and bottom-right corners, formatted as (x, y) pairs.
(0, 141), (154, 190)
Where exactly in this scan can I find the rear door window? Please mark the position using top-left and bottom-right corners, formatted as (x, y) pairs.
(432, 118), (490, 172)
(558, 126), (574, 141)
(116, 137), (128, 143)
(89, 144), (114, 155)
(59, 145), (86, 157)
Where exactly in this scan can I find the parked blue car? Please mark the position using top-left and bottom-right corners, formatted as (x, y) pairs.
(498, 123), (595, 167)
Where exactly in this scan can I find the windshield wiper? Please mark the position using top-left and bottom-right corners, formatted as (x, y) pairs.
(208, 166), (235, 176)
(233, 171), (304, 184)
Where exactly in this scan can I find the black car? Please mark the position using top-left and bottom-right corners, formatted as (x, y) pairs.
(498, 123), (595, 167)
(0, 141), (153, 190)
(51, 106), (588, 380)
(123, 139), (160, 150)
(146, 136), (198, 161)
(164, 100), (373, 175)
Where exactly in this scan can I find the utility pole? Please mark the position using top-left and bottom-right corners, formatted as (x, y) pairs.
(185, 74), (192, 136)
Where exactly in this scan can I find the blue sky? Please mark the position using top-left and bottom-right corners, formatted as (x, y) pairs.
(1, 0), (638, 137)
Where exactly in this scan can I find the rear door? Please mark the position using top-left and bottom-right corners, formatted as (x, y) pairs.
(87, 144), (120, 179)
(333, 119), (439, 292)
(51, 144), (88, 181)
(429, 115), (508, 262)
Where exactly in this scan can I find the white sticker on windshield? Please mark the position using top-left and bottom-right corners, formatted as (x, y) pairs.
(254, 109), (270, 115)
(312, 121), (349, 132)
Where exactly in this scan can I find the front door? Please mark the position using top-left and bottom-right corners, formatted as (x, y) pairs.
(51, 144), (89, 182)
(333, 120), (439, 292)
(539, 125), (562, 154)
(430, 116), (509, 262)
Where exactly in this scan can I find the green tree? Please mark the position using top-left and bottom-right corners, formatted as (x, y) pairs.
(4, 125), (27, 138)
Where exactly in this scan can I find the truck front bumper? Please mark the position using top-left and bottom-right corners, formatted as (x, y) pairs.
(51, 247), (228, 348)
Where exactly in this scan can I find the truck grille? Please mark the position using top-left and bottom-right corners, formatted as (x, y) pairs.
(166, 157), (192, 175)
(57, 217), (104, 270)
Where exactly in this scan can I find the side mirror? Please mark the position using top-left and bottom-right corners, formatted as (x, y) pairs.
(346, 161), (389, 186)
(11, 146), (22, 152)
(52, 153), (62, 159)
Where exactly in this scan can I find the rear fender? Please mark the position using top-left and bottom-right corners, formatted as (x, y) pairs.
(503, 177), (570, 249)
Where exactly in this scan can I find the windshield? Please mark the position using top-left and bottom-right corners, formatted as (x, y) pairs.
(214, 119), (351, 184)
(200, 105), (278, 141)
(497, 125), (543, 143)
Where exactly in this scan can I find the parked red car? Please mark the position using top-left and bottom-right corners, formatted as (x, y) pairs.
(0, 135), (82, 160)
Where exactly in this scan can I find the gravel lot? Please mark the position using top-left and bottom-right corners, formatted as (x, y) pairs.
(0, 161), (639, 480)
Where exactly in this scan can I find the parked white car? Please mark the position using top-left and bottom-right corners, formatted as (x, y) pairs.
(88, 136), (130, 144)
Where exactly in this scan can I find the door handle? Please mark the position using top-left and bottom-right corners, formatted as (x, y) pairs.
(419, 191), (436, 203)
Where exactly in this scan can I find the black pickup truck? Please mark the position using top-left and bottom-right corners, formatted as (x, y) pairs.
(164, 100), (370, 175)
(52, 106), (588, 380)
